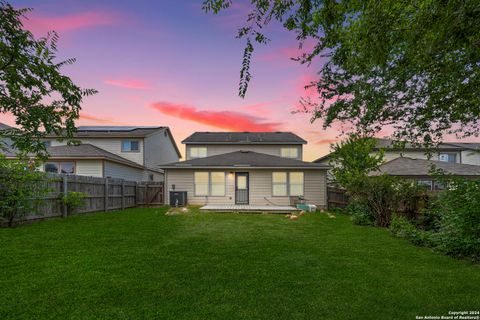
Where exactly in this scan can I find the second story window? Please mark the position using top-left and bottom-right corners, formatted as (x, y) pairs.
(190, 147), (207, 159)
(122, 140), (140, 152)
(438, 153), (456, 163)
(280, 147), (298, 159)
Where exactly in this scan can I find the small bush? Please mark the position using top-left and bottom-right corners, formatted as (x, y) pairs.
(60, 191), (87, 214)
(346, 202), (374, 226)
(390, 215), (433, 247)
(351, 211), (375, 226)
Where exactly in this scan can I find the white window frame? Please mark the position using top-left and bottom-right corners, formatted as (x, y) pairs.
(280, 147), (298, 159)
(272, 172), (304, 197)
(121, 140), (140, 152)
(194, 171), (226, 197)
(190, 147), (207, 159)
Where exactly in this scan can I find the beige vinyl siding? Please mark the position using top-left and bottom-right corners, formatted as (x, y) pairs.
(46, 138), (144, 165)
(460, 150), (480, 165)
(381, 150), (461, 163)
(144, 129), (180, 166)
(142, 170), (164, 182)
(165, 169), (327, 208)
(104, 161), (150, 181)
(185, 144), (303, 160)
(75, 160), (103, 177)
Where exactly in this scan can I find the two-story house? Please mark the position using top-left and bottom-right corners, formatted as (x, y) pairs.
(314, 138), (480, 190)
(161, 132), (330, 209)
(373, 139), (480, 165)
(315, 138), (480, 166)
(2, 124), (181, 181)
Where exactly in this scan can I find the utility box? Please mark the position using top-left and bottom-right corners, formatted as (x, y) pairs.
(169, 191), (187, 207)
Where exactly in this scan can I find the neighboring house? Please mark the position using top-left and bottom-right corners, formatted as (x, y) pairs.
(161, 132), (330, 208)
(373, 139), (480, 165)
(0, 123), (14, 150)
(314, 138), (480, 166)
(369, 157), (480, 190)
(1, 124), (181, 181)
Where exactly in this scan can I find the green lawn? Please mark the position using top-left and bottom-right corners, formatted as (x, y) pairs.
(0, 208), (478, 320)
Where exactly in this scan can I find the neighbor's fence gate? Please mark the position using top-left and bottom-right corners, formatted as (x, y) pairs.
(25, 174), (164, 222)
(327, 186), (349, 209)
(136, 182), (164, 207)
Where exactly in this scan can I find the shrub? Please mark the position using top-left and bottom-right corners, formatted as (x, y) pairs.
(60, 191), (87, 214)
(0, 155), (48, 226)
(349, 175), (399, 227)
(351, 211), (375, 226)
(390, 215), (433, 247)
(346, 202), (374, 226)
(426, 178), (480, 261)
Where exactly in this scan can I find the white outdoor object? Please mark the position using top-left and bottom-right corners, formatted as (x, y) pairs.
(307, 204), (317, 212)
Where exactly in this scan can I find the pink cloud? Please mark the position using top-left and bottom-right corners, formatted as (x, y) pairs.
(79, 112), (126, 125)
(151, 102), (281, 131)
(315, 138), (339, 145)
(240, 101), (274, 115)
(104, 78), (151, 90)
(22, 11), (119, 35)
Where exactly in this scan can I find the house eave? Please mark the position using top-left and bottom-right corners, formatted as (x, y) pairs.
(161, 165), (330, 170)
(182, 141), (307, 145)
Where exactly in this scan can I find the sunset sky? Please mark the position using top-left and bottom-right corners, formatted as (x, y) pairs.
(4, 1), (358, 160)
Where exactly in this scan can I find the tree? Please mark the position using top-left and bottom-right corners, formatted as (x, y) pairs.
(0, 1), (96, 156)
(329, 134), (384, 189)
(203, 0), (480, 145)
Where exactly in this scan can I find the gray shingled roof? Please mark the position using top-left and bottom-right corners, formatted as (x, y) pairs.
(45, 126), (166, 138)
(370, 157), (480, 177)
(0, 123), (14, 131)
(161, 151), (329, 169)
(2, 144), (151, 170)
(45, 144), (143, 167)
(182, 132), (307, 144)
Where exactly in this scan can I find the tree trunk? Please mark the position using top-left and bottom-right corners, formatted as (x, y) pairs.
(8, 212), (15, 227)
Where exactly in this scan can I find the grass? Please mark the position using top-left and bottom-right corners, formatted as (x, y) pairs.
(0, 207), (479, 320)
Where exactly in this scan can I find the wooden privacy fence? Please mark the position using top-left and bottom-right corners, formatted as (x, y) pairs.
(327, 186), (349, 209)
(24, 174), (164, 222)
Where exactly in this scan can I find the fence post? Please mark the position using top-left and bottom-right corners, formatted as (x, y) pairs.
(134, 182), (138, 207)
(104, 178), (109, 212)
(121, 180), (125, 210)
(62, 175), (68, 218)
